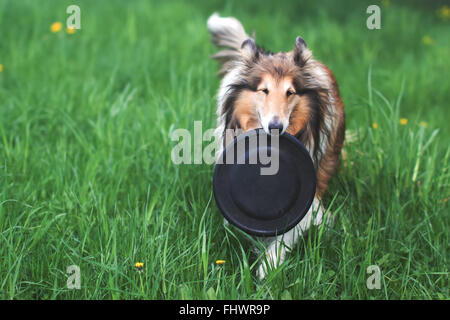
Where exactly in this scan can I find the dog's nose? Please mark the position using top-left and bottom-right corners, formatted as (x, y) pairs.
(268, 117), (284, 134)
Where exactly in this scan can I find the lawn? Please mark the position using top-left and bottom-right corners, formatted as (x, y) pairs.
(0, 0), (448, 299)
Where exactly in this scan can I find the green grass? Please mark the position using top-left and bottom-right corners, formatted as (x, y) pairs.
(0, 0), (448, 299)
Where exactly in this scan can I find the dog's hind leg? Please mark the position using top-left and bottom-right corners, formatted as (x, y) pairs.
(256, 197), (329, 280)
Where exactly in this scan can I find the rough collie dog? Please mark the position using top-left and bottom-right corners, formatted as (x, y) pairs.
(207, 13), (345, 279)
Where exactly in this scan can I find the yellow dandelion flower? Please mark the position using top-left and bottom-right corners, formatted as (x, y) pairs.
(372, 122), (378, 129)
(215, 260), (226, 265)
(399, 118), (408, 125)
(134, 262), (144, 270)
(422, 36), (435, 46)
(437, 5), (450, 20)
(419, 121), (428, 128)
(0, 64), (3, 72)
(50, 22), (63, 33)
(66, 27), (76, 34)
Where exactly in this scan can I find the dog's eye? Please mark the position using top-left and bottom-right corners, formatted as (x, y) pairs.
(286, 90), (294, 97)
(261, 88), (269, 95)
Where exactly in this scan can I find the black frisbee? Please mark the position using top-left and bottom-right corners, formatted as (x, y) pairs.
(213, 128), (316, 237)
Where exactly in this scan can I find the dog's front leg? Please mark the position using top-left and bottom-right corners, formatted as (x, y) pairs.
(256, 197), (327, 280)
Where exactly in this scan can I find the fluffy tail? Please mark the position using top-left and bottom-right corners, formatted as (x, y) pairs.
(207, 13), (250, 75)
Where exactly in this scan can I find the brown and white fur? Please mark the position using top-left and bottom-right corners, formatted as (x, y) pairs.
(207, 13), (345, 279)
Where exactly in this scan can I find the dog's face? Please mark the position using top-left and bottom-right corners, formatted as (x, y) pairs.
(231, 37), (312, 136)
(254, 73), (300, 135)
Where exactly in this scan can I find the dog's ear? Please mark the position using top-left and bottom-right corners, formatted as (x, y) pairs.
(241, 38), (259, 61)
(293, 36), (308, 67)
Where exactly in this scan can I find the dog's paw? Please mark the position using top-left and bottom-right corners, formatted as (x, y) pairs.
(256, 262), (269, 280)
